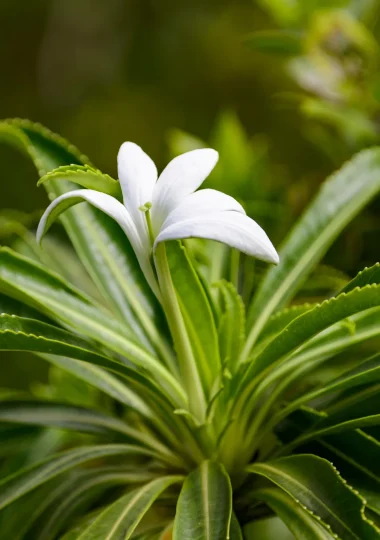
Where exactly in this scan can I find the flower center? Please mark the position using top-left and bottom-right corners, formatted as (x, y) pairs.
(139, 201), (155, 245)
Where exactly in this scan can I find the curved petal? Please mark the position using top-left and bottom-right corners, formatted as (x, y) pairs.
(37, 189), (160, 298)
(151, 149), (219, 233)
(118, 142), (157, 248)
(154, 211), (279, 264)
(161, 189), (245, 230)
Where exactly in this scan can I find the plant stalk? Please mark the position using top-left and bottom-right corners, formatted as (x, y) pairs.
(154, 243), (207, 423)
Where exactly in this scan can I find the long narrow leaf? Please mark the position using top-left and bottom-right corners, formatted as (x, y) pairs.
(37, 353), (150, 417)
(0, 444), (151, 511)
(248, 455), (379, 539)
(239, 285), (380, 401)
(0, 400), (171, 457)
(0, 314), (186, 408)
(76, 476), (183, 540)
(0, 119), (171, 365)
(253, 487), (334, 539)
(245, 148), (380, 357)
(0, 248), (166, 374)
(167, 242), (220, 392)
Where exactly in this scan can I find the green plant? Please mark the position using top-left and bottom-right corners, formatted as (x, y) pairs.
(0, 118), (380, 538)
(248, 0), (380, 161)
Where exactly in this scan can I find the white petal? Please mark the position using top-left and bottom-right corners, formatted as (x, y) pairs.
(161, 189), (245, 230)
(154, 211), (279, 264)
(118, 142), (157, 209)
(151, 149), (219, 233)
(37, 189), (160, 298)
(118, 142), (157, 248)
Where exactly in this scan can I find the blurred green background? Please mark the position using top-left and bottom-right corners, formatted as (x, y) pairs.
(1, 0), (380, 390)
(0, 0), (359, 210)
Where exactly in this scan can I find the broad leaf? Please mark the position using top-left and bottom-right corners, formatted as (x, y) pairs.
(76, 476), (183, 540)
(246, 148), (380, 356)
(173, 461), (232, 540)
(248, 454), (379, 539)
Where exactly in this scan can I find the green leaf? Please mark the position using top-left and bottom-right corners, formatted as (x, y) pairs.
(282, 415), (380, 453)
(245, 30), (302, 55)
(241, 285), (380, 394)
(0, 247), (138, 347)
(247, 454), (379, 539)
(280, 352), (380, 422)
(38, 469), (160, 540)
(166, 241), (220, 393)
(253, 487), (334, 539)
(0, 314), (186, 414)
(0, 314), (119, 365)
(0, 400), (159, 446)
(76, 476), (183, 540)
(257, 303), (315, 344)
(340, 263), (380, 294)
(275, 408), (380, 512)
(38, 353), (150, 417)
(173, 461), (232, 540)
(0, 467), (154, 540)
(12, 233), (104, 302)
(0, 292), (52, 323)
(216, 280), (245, 371)
(0, 444), (151, 511)
(245, 148), (380, 357)
(229, 513), (243, 540)
(0, 119), (169, 366)
(37, 165), (121, 197)
(0, 250), (183, 403)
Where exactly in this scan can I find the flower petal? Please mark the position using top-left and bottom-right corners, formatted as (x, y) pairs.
(118, 142), (157, 248)
(154, 211), (279, 264)
(161, 189), (245, 230)
(118, 142), (157, 209)
(37, 189), (160, 297)
(151, 149), (219, 233)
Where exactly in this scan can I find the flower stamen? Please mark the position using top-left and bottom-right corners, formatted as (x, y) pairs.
(139, 201), (155, 245)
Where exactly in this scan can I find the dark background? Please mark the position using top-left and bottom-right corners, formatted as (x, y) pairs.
(0, 0), (321, 212)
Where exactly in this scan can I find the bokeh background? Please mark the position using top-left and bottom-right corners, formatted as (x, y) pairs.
(1, 0), (380, 386)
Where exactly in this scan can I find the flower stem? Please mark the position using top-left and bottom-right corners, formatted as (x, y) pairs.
(154, 243), (207, 422)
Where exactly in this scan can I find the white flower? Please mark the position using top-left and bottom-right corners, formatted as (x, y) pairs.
(37, 143), (279, 296)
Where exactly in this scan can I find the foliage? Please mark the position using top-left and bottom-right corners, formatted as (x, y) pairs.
(0, 118), (380, 540)
(248, 0), (380, 161)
